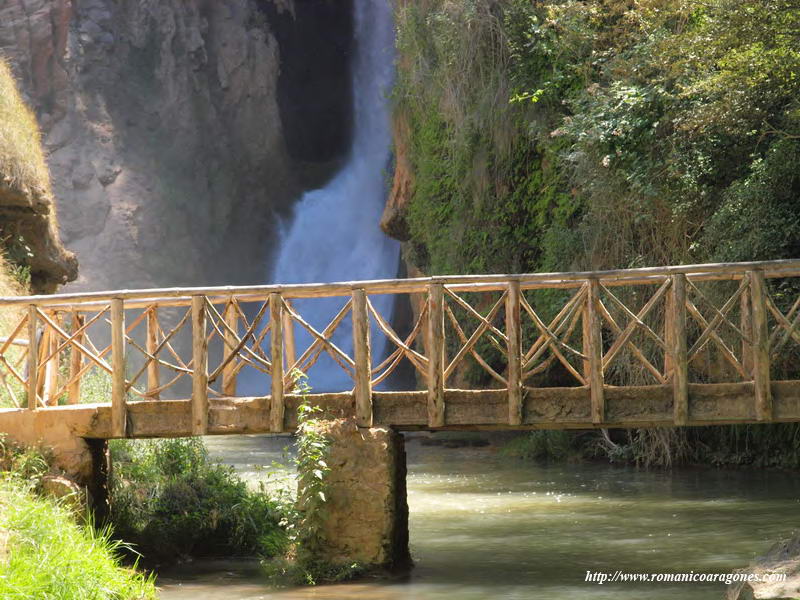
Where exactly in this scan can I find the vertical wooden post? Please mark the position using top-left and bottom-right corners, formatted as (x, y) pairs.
(582, 289), (592, 381)
(749, 270), (772, 421)
(587, 279), (605, 425)
(221, 301), (238, 396)
(740, 286), (753, 376)
(670, 274), (689, 426)
(427, 283), (445, 427)
(270, 293), (285, 432)
(352, 289), (373, 427)
(44, 313), (60, 405)
(27, 305), (38, 410)
(664, 285), (675, 377)
(146, 307), (160, 400)
(191, 296), (209, 435)
(36, 325), (49, 401)
(68, 312), (84, 404)
(111, 298), (127, 438)
(283, 300), (296, 375)
(506, 280), (523, 425)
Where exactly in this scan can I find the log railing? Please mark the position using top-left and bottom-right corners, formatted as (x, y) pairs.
(1, 259), (800, 434)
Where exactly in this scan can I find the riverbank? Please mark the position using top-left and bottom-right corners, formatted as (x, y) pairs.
(108, 437), (289, 568)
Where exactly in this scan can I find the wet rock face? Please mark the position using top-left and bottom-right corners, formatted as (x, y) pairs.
(0, 0), (354, 291)
(257, 0), (354, 188)
(381, 112), (412, 242)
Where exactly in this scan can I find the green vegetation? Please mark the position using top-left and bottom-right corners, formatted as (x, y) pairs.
(394, 0), (800, 277)
(501, 430), (575, 462)
(289, 395), (332, 565)
(0, 479), (156, 599)
(108, 376), (356, 584)
(590, 424), (800, 469)
(0, 58), (53, 346)
(396, 0), (800, 469)
(108, 437), (288, 565)
(502, 424), (800, 469)
(0, 434), (50, 483)
(0, 55), (75, 293)
(0, 374), (350, 590)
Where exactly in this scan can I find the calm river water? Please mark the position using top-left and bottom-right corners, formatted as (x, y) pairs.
(158, 434), (799, 599)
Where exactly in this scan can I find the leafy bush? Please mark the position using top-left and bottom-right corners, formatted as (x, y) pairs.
(0, 433), (50, 482)
(395, 0), (800, 277)
(109, 437), (288, 565)
(703, 139), (800, 263)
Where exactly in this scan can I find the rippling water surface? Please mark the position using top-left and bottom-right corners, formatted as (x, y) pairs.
(157, 434), (800, 599)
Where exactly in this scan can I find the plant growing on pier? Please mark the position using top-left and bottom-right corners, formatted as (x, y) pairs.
(264, 372), (363, 586)
(291, 374), (331, 565)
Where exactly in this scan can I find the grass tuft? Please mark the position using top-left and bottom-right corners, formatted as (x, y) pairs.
(0, 58), (51, 199)
(0, 477), (157, 599)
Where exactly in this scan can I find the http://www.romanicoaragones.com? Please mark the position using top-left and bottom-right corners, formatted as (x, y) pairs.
(585, 571), (787, 586)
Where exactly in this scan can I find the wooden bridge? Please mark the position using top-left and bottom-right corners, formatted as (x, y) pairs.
(2, 258), (800, 439)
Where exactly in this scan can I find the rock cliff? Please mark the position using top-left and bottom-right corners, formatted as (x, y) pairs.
(0, 0), (353, 291)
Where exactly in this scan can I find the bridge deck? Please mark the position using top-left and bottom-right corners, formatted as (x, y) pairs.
(1, 258), (800, 438)
(1, 381), (799, 440)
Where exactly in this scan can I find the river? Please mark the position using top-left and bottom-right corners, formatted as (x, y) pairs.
(158, 434), (798, 599)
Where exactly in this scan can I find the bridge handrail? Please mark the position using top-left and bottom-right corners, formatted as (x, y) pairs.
(1, 258), (799, 437)
(1, 258), (799, 308)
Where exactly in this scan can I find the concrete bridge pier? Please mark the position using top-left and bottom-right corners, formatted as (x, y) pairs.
(313, 419), (410, 570)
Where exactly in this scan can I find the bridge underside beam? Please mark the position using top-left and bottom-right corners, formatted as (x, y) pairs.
(2, 381), (800, 439)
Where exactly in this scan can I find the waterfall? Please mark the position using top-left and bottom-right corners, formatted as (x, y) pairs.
(255, 0), (399, 392)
